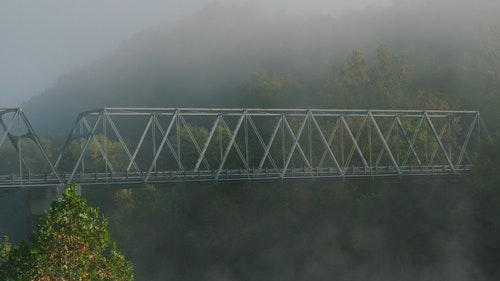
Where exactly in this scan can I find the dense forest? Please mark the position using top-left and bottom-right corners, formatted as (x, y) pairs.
(22, 1), (500, 132)
(1, 1), (500, 280)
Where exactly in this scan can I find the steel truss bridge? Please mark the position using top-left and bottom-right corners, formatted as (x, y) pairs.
(0, 107), (490, 189)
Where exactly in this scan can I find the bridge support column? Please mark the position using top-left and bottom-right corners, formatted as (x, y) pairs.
(24, 185), (79, 236)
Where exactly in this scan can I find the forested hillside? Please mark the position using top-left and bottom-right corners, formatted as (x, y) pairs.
(22, 1), (500, 132)
(4, 1), (500, 280)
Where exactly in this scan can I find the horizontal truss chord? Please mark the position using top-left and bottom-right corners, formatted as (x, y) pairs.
(0, 108), (491, 188)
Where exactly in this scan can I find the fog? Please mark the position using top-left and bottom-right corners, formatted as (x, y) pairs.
(12, 0), (500, 133)
(0, 0), (391, 107)
(1, 0), (500, 280)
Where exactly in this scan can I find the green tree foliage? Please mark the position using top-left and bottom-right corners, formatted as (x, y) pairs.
(0, 136), (55, 174)
(334, 49), (371, 107)
(164, 122), (270, 171)
(461, 136), (500, 277)
(324, 45), (413, 109)
(58, 135), (128, 173)
(372, 44), (413, 107)
(483, 26), (500, 80)
(107, 177), (499, 280)
(0, 236), (10, 262)
(412, 90), (451, 110)
(0, 183), (133, 281)
(169, 125), (221, 169)
(237, 72), (306, 107)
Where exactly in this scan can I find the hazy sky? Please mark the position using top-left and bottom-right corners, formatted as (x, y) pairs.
(0, 0), (392, 107)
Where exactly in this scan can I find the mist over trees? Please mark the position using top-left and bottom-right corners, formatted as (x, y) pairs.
(3, 1), (500, 280)
(21, 1), (500, 132)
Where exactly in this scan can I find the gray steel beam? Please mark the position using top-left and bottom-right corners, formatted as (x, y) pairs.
(0, 108), (490, 189)
(215, 111), (247, 180)
(424, 112), (456, 174)
(368, 112), (402, 175)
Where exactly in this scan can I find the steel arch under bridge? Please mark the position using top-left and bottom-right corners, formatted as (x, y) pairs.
(0, 108), (492, 189)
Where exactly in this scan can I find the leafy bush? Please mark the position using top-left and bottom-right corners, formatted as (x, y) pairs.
(0, 183), (133, 280)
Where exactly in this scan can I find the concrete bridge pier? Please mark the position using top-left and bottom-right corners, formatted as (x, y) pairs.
(24, 185), (79, 236)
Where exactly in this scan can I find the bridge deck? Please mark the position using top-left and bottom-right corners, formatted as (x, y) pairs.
(0, 165), (472, 188)
(0, 108), (489, 189)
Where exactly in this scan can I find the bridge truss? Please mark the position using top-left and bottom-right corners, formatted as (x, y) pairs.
(50, 108), (489, 186)
(0, 108), (62, 189)
(0, 108), (490, 188)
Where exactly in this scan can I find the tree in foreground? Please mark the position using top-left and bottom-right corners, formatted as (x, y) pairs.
(0, 183), (133, 280)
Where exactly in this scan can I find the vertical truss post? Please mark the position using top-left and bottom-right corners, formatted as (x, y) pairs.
(0, 108), (62, 185)
(152, 115), (184, 171)
(396, 116), (422, 167)
(280, 111), (311, 179)
(152, 114), (157, 172)
(368, 112), (402, 175)
(258, 116), (282, 170)
(341, 119), (345, 167)
(105, 113), (145, 181)
(219, 120), (223, 162)
(103, 110), (108, 181)
(309, 112), (344, 177)
(318, 118), (341, 167)
(194, 116), (220, 171)
(145, 110), (179, 183)
(80, 116), (116, 174)
(19, 110), (62, 184)
(67, 113), (104, 183)
(281, 117), (285, 167)
(17, 114), (22, 185)
(375, 118), (397, 167)
(79, 121), (85, 174)
(55, 114), (83, 170)
(283, 115), (312, 168)
(428, 120), (449, 166)
(219, 115), (249, 169)
(244, 113), (249, 167)
(403, 116), (425, 167)
(424, 112), (456, 174)
(0, 108), (491, 189)
(368, 115), (372, 168)
(477, 112), (491, 141)
(0, 110), (30, 175)
(0, 111), (16, 149)
(247, 115), (278, 171)
(215, 111), (246, 180)
(178, 114), (210, 171)
(127, 114), (154, 174)
(340, 115), (369, 169)
(308, 115), (313, 166)
(176, 113), (181, 168)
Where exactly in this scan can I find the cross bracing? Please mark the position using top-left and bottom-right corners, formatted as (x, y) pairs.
(0, 108), (62, 189)
(0, 108), (490, 189)
(44, 108), (489, 186)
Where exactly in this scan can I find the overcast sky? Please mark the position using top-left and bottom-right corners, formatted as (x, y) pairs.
(0, 0), (392, 107)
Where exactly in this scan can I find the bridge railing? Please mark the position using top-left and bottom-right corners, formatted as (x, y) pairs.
(0, 108), (63, 188)
(0, 108), (491, 188)
(45, 164), (472, 186)
(50, 108), (490, 186)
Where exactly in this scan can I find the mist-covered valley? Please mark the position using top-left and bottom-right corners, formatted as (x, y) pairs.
(21, 1), (500, 132)
(2, 1), (500, 280)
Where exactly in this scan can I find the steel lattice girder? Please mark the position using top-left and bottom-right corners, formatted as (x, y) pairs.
(0, 108), (62, 188)
(53, 108), (490, 184)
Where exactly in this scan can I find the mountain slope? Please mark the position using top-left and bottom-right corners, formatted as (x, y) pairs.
(22, 1), (500, 133)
